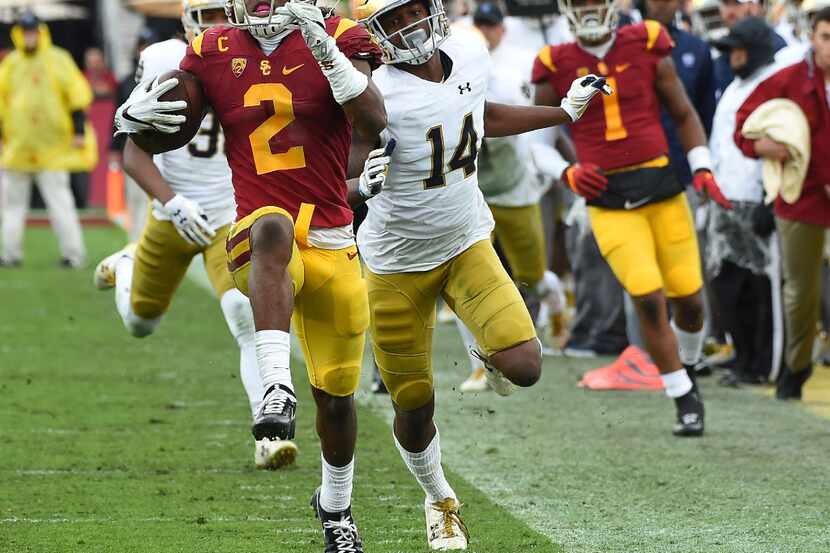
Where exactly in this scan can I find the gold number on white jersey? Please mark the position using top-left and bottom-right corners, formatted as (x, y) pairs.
(423, 112), (479, 190)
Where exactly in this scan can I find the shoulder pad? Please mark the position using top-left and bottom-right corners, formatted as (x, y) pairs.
(326, 16), (360, 40)
(191, 26), (237, 58)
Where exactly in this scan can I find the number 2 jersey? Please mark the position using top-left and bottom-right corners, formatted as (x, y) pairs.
(357, 35), (494, 274)
(139, 38), (235, 230)
(180, 20), (381, 242)
(531, 21), (674, 172)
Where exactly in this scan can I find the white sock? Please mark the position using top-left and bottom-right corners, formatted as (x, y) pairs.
(395, 429), (456, 503)
(454, 318), (481, 374)
(661, 368), (693, 398)
(114, 253), (134, 323)
(671, 320), (705, 366)
(319, 454), (354, 513)
(220, 289), (264, 418)
(255, 330), (293, 394)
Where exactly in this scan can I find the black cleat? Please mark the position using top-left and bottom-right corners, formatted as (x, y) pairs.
(673, 371), (704, 437)
(252, 384), (297, 441)
(311, 487), (364, 553)
(776, 365), (813, 400)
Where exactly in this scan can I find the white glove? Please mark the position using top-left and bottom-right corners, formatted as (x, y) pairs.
(358, 147), (393, 200)
(163, 194), (215, 247)
(115, 76), (187, 136)
(560, 74), (614, 122)
(275, 1), (368, 105)
(276, 2), (334, 62)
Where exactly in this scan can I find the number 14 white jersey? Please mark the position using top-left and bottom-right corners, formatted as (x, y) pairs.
(138, 38), (235, 230)
(358, 36), (495, 274)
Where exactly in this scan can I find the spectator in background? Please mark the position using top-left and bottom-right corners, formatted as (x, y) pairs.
(734, 6), (830, 399)
(707, 17), (785, 386)
(84, 46), (117, 209)
(0, 12), (97, 268)
(714, 0), (787, 97)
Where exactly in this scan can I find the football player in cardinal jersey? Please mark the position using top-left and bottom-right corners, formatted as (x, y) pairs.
(533, 0), (733, 437)
(352, 0), (609, 548)
(114, 0), (387, 550)
(94, 0), (274, 468)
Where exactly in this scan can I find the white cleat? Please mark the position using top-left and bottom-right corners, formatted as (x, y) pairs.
(93, 243), (136, 290)
(254, 437), (298, 470)
(425, 497), (469, 550)
(471, 350), (515, 397)
(459, 367), (489, 393)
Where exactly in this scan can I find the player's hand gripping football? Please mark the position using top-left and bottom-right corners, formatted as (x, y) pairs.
(115, 76), (187, 136)
(561, 74), (614, 122)
(276, 2), (334, 62)
(693, 170), (733, 209)
(563, 163), (608, 200)
(358, 139), (397, 200)
(163, 194), (216, 247)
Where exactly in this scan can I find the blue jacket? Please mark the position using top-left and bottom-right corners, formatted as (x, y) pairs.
(660, 24), (716, 185)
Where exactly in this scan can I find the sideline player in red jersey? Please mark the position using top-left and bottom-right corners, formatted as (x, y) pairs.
(533, 0), (732, 437)
(114, 0), (386, 550)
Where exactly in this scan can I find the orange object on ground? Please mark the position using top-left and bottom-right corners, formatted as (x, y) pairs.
(578, 345), (665, 391)
(106, 163), (127, 228)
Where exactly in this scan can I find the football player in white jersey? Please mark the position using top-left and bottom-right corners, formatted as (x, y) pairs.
(455, 3), (569, 392)
(93, 0), (283, 470)
(353, 0), (610, 548)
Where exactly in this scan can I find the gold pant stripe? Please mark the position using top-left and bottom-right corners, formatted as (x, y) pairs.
(605, 155), (669, 176)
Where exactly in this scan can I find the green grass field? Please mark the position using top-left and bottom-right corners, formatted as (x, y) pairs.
(2, 227), (829, 553)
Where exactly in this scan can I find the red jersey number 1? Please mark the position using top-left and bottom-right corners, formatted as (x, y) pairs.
(244, 83), (307, 175)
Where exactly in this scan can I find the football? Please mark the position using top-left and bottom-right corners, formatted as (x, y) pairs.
(129, 69), (205, 155)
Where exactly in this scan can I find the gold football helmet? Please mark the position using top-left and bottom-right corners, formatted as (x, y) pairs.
(182, 0), (227, 37)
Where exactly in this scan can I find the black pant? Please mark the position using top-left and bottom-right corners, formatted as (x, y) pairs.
(710, 260), (773, 379)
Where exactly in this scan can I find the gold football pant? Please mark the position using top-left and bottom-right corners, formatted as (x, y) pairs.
(490, 203), (547, 288)
(226, 205), (369, 397)
(130, 211), (233, 319)
(588, 192), (703, 298)
(367, 239), (537, 410)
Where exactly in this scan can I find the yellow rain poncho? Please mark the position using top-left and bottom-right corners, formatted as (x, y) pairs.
(0, 23), (97, 172)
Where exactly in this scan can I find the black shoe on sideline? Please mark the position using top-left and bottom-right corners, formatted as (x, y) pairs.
(776, 365), (813, 400)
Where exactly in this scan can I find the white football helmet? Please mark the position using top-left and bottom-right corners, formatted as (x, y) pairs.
(225, 0), (312, 38)
(558, 0), (618, 42)
(354, 0), (450, 65)
(182, 0), (227, 37)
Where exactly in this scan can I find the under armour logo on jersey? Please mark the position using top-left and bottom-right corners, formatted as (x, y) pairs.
(458, 82), (472, 95)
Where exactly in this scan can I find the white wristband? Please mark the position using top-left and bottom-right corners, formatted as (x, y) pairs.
(687, 146), (712, 173)
(319, 36), (368, 105)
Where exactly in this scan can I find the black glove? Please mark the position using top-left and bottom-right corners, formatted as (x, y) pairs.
(751, 203), (776, 238)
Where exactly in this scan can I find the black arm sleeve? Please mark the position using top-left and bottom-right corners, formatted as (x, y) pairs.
(71, 110), (86, 135)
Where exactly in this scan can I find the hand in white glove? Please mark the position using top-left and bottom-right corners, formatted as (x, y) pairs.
(560, 74), (614, 122)
(358, 141), (395, 199)
(115, 76), (187, 136)
(275, 2), (335, 62)
(163, 194), (215, 247)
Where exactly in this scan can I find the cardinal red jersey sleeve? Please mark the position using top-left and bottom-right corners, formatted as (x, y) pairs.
(179, 29), (215, 77)
(327, 17), (383, 70)
(531, 45), (558, 85)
